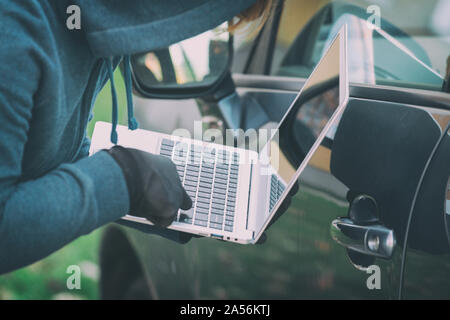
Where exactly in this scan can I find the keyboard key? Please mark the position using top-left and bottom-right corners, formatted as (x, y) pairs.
(198, 192), (211, 200)
(226, 208), (235, 215)
(201, 160), (214, 167)
(196, 201), (209, 209)
(215, 173), (228, 180)
(212, 203), (225, 210)
(216, 163), (229, 171)
(209, 222), (223, 230)
(195, 213), (209, 221)
(214, 184), (227, 192)
(200, 171), (213, 178)
(186, 166), (200, 173)
(185, 171), (198, 178)
(187, 161), (200, 168)
(213, 188), (226, 196)
(229, 172), (238, 178)
(214, 177), (227, 185)
(212, 199), (225, 206)
(225, 215), (234, 222)
(212, 193), (226, 200)
(216, 168), (228, 177)
(203, 154), (216, 164)
(198, 187), (211, 195)
(194, 220), (207, 227)
(227, 203), (236, 210)
(199, 183), (212, 190)
(196, 207), (209, 214)
(211, 208), (224, 215)
(197, 199), (210, 208)
(210, 214), (223, 224)
(184, 180), (197, 187)
(185, 185), (197, 192)
(224, 220), (233, 227)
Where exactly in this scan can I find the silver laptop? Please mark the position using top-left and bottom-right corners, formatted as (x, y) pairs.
(90, 26), (349, 244)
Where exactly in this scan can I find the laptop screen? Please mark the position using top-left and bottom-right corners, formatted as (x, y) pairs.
(255, 28), (347, 241)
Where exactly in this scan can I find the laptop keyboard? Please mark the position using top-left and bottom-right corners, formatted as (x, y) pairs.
(159, 139), (239, 232)
(269, 174), (285, 212)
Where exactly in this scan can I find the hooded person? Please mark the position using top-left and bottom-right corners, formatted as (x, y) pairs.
(0, 0), (279, 274)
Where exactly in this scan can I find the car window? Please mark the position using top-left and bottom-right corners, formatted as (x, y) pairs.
(231, 26), (260, 73)
(271, 0), (450, 91)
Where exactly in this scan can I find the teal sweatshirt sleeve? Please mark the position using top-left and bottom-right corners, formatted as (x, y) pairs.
(0, 4), (129, 274)
(0, 151), (130, 274)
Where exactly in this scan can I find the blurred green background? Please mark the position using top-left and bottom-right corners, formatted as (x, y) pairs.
(0, 71), (127, 300)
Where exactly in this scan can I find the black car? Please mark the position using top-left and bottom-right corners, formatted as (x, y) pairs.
(98, 0), (450, 300)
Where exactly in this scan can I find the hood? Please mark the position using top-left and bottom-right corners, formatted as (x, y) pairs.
(69, 0), (258, 144)
(67, 0), (258, 144)
(74, 0), (258, 58)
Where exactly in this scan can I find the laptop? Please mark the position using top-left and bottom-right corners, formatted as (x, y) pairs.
(90, 26), (349, 244)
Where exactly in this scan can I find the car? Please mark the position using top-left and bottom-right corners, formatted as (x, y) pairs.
(97, 0), (450, 300)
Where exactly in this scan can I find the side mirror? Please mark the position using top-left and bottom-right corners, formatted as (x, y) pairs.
(130, 23), (232, 100)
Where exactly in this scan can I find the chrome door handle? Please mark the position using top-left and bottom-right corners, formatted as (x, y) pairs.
(330, 217), (396, 259)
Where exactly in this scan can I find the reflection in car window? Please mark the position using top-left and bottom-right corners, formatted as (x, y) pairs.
(271, 0), (449, 91)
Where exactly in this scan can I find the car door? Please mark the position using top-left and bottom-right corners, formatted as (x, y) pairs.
(401, 121), (450, 299)
(234, 0), (450, 299)
(119, 0), (450, 299)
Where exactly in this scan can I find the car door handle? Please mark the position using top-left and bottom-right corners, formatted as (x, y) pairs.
(330, 217), (396, 259)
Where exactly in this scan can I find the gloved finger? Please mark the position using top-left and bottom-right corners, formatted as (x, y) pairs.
(180, 187), (193, 210)
(149, 210), (177, 228)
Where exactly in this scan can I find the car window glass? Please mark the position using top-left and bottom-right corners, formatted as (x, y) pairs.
(271, 0), (449, 91)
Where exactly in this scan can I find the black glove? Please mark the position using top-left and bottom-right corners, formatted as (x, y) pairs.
(107, 146), (192, 227)
(257, 181), (299, 244)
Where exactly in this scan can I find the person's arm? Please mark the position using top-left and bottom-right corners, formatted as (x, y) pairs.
(0, 20), (130, 275)
(76, 135), (92, 161)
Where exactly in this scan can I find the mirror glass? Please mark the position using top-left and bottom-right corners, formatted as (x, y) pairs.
(131, 23), (229, 90)
(276, 7), (446, 91)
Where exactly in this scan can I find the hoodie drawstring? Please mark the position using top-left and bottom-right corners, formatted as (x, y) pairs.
(124, 56), (139, 130)
(105, 56), (139, 145)
(106, 57), (119, 144)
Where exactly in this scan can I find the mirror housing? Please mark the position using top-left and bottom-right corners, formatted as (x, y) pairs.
(130, 26), (233, 100)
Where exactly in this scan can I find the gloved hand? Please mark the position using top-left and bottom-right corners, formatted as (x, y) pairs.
(107, 146), (192, 227)
(257, 181), (299, 244)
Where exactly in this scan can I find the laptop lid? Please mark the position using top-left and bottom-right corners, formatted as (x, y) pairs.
(253, 25), (349, 243)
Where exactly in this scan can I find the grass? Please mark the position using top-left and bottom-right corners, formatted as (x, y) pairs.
(0, 70), (126, 300)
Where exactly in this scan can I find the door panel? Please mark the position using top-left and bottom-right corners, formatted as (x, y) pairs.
(403, 124), (450, 299)
(125, 73), (449, 299)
